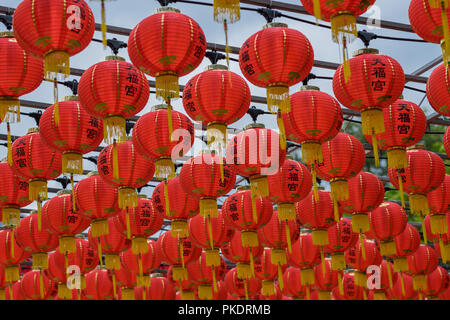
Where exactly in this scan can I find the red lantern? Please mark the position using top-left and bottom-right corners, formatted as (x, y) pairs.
(224, 267), (261, 300)
(363, 99), (427, 168)
(388, 146), (445, 221)
(296, 190), (337, 246)
(281, 267), (308, 300)
(83, 269), (114, 300)
(10, 128), (62, 229)
(128, 7), (206, 100)
(46, 251), (74, 300)
(222, 186), (273, 249)
(189, 211), (234, 268)
(75, 172), (119, 237)
(331, 272), (364, 300)
(267, 158), (312, 221)
(152, 177), (199, 238)
(133, 104), (195, 179)
(97, 140), (155, 209)
(314, 132), (365, 205)
(0, 162), (32, 227)
(0, 33), (43, 123)
(253, 248), (286, 298)
(238, 22), (314, 114)
(182, 64), (250, 146)
(424, 215), (450, 264)
(179, 152), (236, 219)
(424, 266), (449, 299)
(368, 201), (408, 257)
(41, 190), (90, 254)
(0, 229), (31, 283)
(314, 258), (338, 300)
(389, 272), (418, 300)
(428, 64), (450, 117)
(195, 280), (228, 301)
(325, 217), (357, 272)
(62, 238), (98, 274)
(407, 244), (439, 292)
(440, 284), (450, 300)
(39, 97), (104, 176)
(367, 260), (397, 300)
(444, 126), (450, 156)
(115, 267), (138, 300)
(168, 265), (197, 300)
(113, 195), (163, 254)
(286, 233), (320, 287)
(14, 213), (59, 269)
(393, 224), (421, 273)
(13, 0), (95, 80)
(134, 275), (176, 300)
(20, 270), (55, 300)
(78, 57), (150, 144)
(333, 49), (405, 153)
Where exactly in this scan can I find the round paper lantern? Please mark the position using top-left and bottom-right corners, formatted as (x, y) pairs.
(424, 214), (450, 264)
(10, 128), (62, 228)
(325, 217), (357, 271)
(390, 272), (418, 300)
(97, 140), (155, 209)
(83, 269), (114, 300)
(20, 270), (55, 300)
(253, 248), (286, 298)
(281, 86), (343, 170)
(128, 7), (206, 100)
(407, 244), (439, 292)
(340, 172), (385, 234)
(363, 99), (427, 169)
(314, 258), (338, 300)
(167, 265), (197, 300)
(14, 213), (59, 269)
(0, 229), (31, 283)
(314, 132), (365, 204)
(267, 158), (312, 221)
(113, 195), (163, 254)
(74, 171), (119, 237)
(78, 57), (150, 144)
(0, 32), (43, 123)
(188, 211), (234, 267)
(427, 64), (450, 117)
(444, 126), (450, 156)
(368, 201), (408, 257)
(393, 224), (421, 273)
(286, 233), (320, 286)
(388, 146), (445, 220)
(13, 0), (95, 80)
(333, 48), (405, 146)
(331, 272), (364, 300)
(182, 64), (250, 147)
(152, 177), (199, 238)
(46, 250), (75, 300)
(238, 22), (314, 114)
(222, 186), (273, 249)
(0, 161), (32, 227)
(226, 124), (286, 198)
(424, 266), (449, 299)
(41, 190), (90, 254)
(367, 260), (397, 300)
(133, 104), (195, 179)
(224, 267), (262, 300)
(179, 152), (236, 219)
(281, 267), (308, 300)
(115, 267), (138, 300)
(135, 275), (176, 300)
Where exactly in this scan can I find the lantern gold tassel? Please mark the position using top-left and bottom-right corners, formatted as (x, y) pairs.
(312, 0), (322, 19)
(155, 158), (175, 180)
(397, 171), (405, 208)
(320, 248), (326, 278)
(302, 142), (323, 165)
(199, 198), (218, 218)
(249, 251), (255, 278)
(137, 254), (145, 286)
(331, 254), (346, 271)
(386, 260), (394, 288)
(179, 238), (186, 273)
(262, 280), (275, 297)
(5, 265), (19, 283)
(278, 203), (296, 221)
(310, 164), (319, 202)
(44, 51), (70, 80)
(277, 110), (287, 151)
(306, 286), (311, 300)
(431, 0), (450, 65)
(118, 188), (137, 210)
(3, 207), (20, 228)
(181, 290), (195, 300)
(285, 223), (292, 254)
(439, 237), (448, 263)
(330, 179), (349, 202)
(166, 100), (174, 141)
(251, 196), (258, 224)
(0, 98), (20, 123)
(250, 175), (269, 198)
(319, 291), (331, 300)
(421, 215), (428, 244)
(105, 254), (121, 270)
(399, 272), (406, 296)
(352, 213), (370, 233)
(70, 173), (76, 213)
(354, 271), (367, 288)
(393, 257), (409, 273)
(10, 228), (14, 259)
(62, 153), (83, 175)
(207, 122), (228, 146)
(101, 0), (107, 47)
(112, 271), (117, 299)
(371, 131), (380, 167)
(112, 140), (119, 181)
(171, 220), (189, 238)
(277, 265), (284, 289)
(32, 253), (48, 270)
(212, 267), (218, 292)
(103, 116), (126, 144)
(57, 283), (72, 300)
(206, 249), (220, 267)
(333, 197), (340, 222)
(380, 240), (397, 257)
(300, 268), (315, 286)
(7, 123), (12, 166)
(155, 73), (179, 101)
(37, 198), (42, 232)
(91, 219), (109, 238)
(198, 285), (213, 300)
(237, 263), (251, 280)
(360, 233), (367, 260)
(413, 274), (427, 291)
(312, 229), (329, 246)
(59, 236), (76, 254)
(97, 238), (103, 268)
(341, 36), (351, 82)
(213, 0), (240, 23)
(267, 85), (290, 114)
(409, 194), (430, 216)
(244, 279), (249, 300)
(53, 79), (60, 126)
(361, 108), (385, 136)
(29, 180), (47, 202)
(387, 148), (408, 169)
(338, 271), (344, 295)
(132, 236), (149, 255)
(172, 266), (187, 282)
(39, 270), (45, 299)
(373, 291), (386, 300)
(430, 214), (448, 235)
(125, 207), (131, 240)
(241, 230), (259, 248)
(330, 12), (357, 81)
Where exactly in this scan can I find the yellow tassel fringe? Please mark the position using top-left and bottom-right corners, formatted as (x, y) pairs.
(267, 85), (290, 114)
(105, 254), (121, 270)
(132, 237), (149, 255)
(241, 230), (259, 248)
(118, 188), (138, 209)
(199, 198), (218, 218)
(0, 99), (20, 123)
(171, 220), (189, 238)
(155, 158), (175, 180)
(104, 116), (126, 145)
(62, 152), (83, 175)
(387, 148), (408, 169)
(44, 51), (70, 81)
(32, 253), (48, 269)
(361, 108), (385, 136)
(213, 0), (240, 23)
(155, 73), (179, 101)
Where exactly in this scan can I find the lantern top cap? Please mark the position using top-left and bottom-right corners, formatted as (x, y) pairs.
(63, 96), (79, 101)
(236, 185), (250, 191)
(244, 123), (265, 130)
(27, 127), (39, 134)
(105, 56), (126, 62)
(353, 48), (379, 57)
(206, 64), (228, 71)
(137, 194), (147, 199)
(151, 104), (169, 111)
(155, 7), (180, 13)
(299, 85), (320, 92)
(407, 144), (426, 150)
(57, 190), (72, 196)
(151, 273), (164, 278)
(0, 31), (14, 38)
(263, 22), (288, 29)
(87, 171), (99, 177)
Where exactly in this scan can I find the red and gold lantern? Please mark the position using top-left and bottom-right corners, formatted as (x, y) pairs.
(83, 269), (115, 300)
(407, 244), (439, 292)
(0, 229), (31, 283)
(286, 233), (320, 287)
(20, 269), (55, 300)
(224, 267), (262, 300)
(393, 224), (421, 273)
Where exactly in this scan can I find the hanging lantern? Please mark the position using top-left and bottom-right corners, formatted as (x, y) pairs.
(41, 190), (91, 254)
(128, 7), (206, 101)
(428, 64), (450, 117)
(253, 248), (286, 298)
(314, 258), (338, 300)
(368, 201), (408, 257)
(194, 280), (229, 301)
(0, 32), (43, 124)
(388, 145), (445, 226)
(10, 128), (62, 230)
(226, 124), (286, 199)
(393, 224), (421, 273)
(83, 269), (115, 300)
(424, 266), (449, 300)
(367, 260), (397, 300)
(0, 161), (32, 227)
(224, 267), (262, 300)
(439, 283), (450, 300)
(135, 274), (176, 300)
(407, 244), (439, 293)
(115, 267), (138, 301)
(331, 272), (365, 300)
(182, 64), (250, 149)
(300, 0), (375, 81)
(113, 195), (163, 254)
(133, 104), (195, 180)
(444, 126), (450, 156)
(333, 48), (405, 155)
(389, 272), (418, 300)
(14, 213), (59, 270)
(97, 139), (155, 210)
(281, 85), (343, 186)
(79, 56), (150, 144)
(239, 22), (314, 114)
(325, 217), (357, 273)
(12, 0), (94, 96)
(286, 233), (320, 287)
(221, 230), (264, 281)
(296, 190), (338, 246)
(281, 267), (308, 300)
(179, 152), (236, 219)
(363, 99), (427, 169)
(314, 132), (365, 207)
(189, 211), (234, 268)
(89, 0), (111, 47)
(46, 251), (75, 300)
(409, 0), (450, 66)
(424, 215), (450, 264)
(186, 251), (227, 300)
(268, 158), (312, 221)
(0, 229), (31, 283)
(167, 265), (197, 301)
(152, 177), (199, 239)
(20, 269), (56, 300)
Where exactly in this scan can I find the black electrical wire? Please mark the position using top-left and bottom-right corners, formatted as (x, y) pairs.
(404, 85), (426, 93)
(376, 34), (426, 43)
